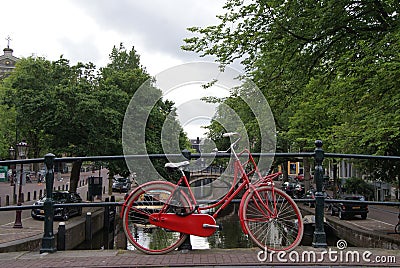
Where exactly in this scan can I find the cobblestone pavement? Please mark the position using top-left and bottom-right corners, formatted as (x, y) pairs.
(0, 225), (42, 244)
(0, 247), (399, 268)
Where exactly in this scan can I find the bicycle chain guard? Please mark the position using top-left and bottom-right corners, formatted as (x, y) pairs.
(149, 213), (217, 237)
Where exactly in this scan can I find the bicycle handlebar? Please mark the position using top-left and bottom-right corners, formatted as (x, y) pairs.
(222, 132), (239, 138)
(213, 132), (241, 155)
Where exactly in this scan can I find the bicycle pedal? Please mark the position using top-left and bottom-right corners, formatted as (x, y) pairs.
(203, 223), (222, 231)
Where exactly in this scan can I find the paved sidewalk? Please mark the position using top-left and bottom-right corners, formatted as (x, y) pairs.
(0, 247), (399, 267)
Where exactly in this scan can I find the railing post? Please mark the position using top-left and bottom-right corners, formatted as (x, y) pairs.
(312, 140), (327, 248)
(178, 149), (192, 252)
(40, 153), (57, 253)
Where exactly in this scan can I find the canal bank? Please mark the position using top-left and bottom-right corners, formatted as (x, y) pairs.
(299, 205), (400, 250)
(0, 207), (106, 253)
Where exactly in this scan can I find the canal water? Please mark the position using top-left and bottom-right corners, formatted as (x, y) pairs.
(76, 204), (340, 250)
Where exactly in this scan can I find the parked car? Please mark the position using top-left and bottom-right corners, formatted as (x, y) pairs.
(304, 189), (330, 208)
(330, 195), (368, 220)
(31, 191), (83, 221)
(112, 177), (132, 193)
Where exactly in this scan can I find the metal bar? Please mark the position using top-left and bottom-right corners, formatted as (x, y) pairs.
(1, 151), (400, 166)
(325, 153), (400, 160)
(1, 198), (398, 213)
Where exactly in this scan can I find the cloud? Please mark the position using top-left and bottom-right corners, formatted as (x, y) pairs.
(1, 0), (226, 74)
(69, 0), (224, 64)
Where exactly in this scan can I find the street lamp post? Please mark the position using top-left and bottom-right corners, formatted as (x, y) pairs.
(13, 140), (29, 229)
(9, 147), (16, 204)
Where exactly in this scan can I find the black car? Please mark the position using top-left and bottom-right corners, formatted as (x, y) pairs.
(330, 195), (368, 220)
(31, 191), (83, 221)
(112, 177), (132, 193)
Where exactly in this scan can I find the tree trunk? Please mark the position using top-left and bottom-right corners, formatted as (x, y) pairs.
(108, 170), (114, 196)
(283, 160), (289, 182)
(69, 160), (82, 193)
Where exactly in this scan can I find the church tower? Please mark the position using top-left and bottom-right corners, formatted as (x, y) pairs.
(0, 36), (20, 80)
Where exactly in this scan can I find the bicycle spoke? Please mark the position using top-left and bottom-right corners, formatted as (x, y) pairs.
(123, 181), (190, 254)
(241, 186), (303, 251)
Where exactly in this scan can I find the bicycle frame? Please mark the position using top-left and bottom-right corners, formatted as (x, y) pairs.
(122, 132), (303, 254)
(153, 147), (281, 228)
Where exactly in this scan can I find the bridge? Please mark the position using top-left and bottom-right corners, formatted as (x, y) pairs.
(0, 142), (399, 256)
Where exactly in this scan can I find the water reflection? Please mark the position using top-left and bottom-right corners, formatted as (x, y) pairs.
(190, 212), (254, 249)
(126, 204), (340, 251)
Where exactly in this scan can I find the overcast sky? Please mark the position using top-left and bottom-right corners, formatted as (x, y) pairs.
(1, 0), (225, 74)
(1, 1), (240, 139)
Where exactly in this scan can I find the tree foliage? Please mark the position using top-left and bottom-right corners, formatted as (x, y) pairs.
(1, 43), (189, 191)
(183, 0), (400, 181)
(344, 177), (374, 200)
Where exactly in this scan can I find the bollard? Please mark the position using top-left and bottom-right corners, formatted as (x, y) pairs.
(312, 140), (327, 248)
(103, 198), (110, 249)
(85, 212), (92, 242)
(57, 222), (66, 251)
(110, 195), (116, 248)
(116, 206), (127, 250)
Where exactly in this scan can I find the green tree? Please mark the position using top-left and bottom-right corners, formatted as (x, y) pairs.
(0, 84), (16, 159)
(344, 177), (374, 200)
(2, 57), (55, 160)
(183, 0), (400, 182)
(2, 44), (190, 192)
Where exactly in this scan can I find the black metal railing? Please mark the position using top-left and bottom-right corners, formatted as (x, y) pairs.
(0, 140), (399, 252)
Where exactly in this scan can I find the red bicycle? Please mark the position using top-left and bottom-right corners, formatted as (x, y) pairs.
(121, 132), (304, 254)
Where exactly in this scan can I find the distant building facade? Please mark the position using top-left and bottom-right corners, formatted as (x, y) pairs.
(0, 45), (19, 80)
(190, 137), (201, 153)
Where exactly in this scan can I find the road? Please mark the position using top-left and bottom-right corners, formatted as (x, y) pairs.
(342, 205), (399, 233)
(0, 168), (111, 207)
(300, 202), (399, 235)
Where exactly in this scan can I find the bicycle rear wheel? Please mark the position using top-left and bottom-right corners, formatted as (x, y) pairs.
(240, 186), (303, 252)
(122, 181), (191, 254)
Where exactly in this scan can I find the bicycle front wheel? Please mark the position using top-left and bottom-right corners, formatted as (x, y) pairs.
(240, 186), (303, 252)
(122, 181), (191, 254)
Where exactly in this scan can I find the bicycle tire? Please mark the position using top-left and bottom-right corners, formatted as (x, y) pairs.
(395, 223), (400, 234)
(240, 186), (304, 252)
(122, 181), (191, 254)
